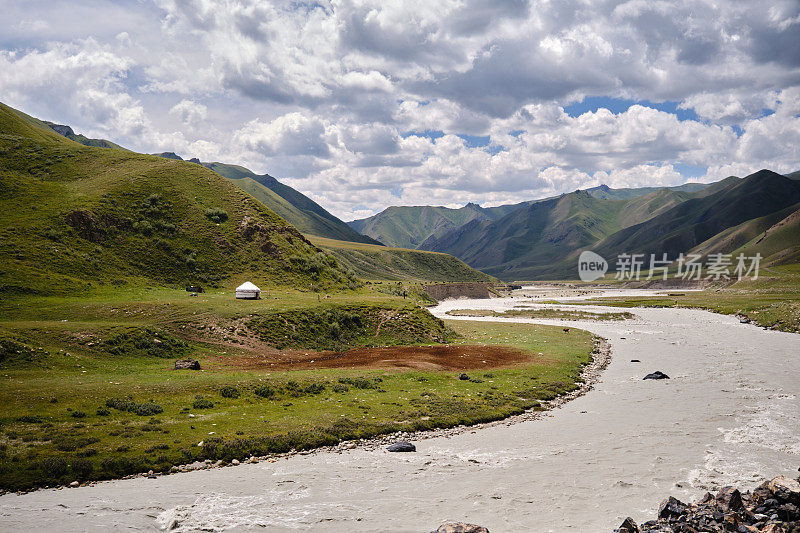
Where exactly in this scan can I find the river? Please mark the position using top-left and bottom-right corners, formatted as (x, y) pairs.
(1, 290), (798, 532)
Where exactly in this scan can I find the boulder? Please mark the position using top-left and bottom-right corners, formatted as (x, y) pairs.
(643, 371), (670, 380)
(763, 476), (800, 505)
(458, 373), (469, 380)
(657, 496), (687, 519)
(387, 441), (416, 452)
(630, 359), (641, 363)
(614, 517), (640, 532)
(717, 486), (744, 511)
(174, 359), (201, 370)
(431, 523), (489, 533)
(739, 317), (751, 324)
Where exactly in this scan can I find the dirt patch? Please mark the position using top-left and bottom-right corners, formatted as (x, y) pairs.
(215, 344), (538, 372)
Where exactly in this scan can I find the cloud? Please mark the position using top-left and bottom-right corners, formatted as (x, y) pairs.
(0, 0), (798, 220)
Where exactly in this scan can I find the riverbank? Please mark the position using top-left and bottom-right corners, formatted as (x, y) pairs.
(2, 301), (798, 531)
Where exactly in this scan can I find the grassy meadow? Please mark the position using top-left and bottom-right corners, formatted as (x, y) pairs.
(0, 298), (597, 491)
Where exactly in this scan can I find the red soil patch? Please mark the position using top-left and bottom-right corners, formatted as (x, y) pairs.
(215, 344), (538, 372)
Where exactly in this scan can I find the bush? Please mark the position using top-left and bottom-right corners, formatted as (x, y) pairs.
(192, 396), (214, 409)
(332, 383), (349, 393)
(253, 385), (275, 399)
(70, 411), (86, 419)
(40, 457), (68, 477)
(105, 397), (163, 416)
(71, 458), (93, 479)
(204, 208), (229, 224)
(96, 407), (110, 416)
(338, 377), (377, 390)
(133, 402), (163, 416)
(17, 415), (43, 423)
(220, 386), (240, 399)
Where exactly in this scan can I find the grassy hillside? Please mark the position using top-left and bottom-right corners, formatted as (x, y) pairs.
(308, 235), (496, 282)
(349, 203), (496, 249)
(203, 162), (380, 245)
(350, 182), (712, 250)
(728, 207), (800, 265)
(420, 190), (630, 279)
(0, 102), (357, 295)
(592, 170), (800, 263)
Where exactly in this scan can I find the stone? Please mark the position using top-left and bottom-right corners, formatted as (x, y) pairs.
(717, 486), (744, 511)
(174, 359), (201, 370)
(431, 523), (489, 533)
(458, 373), (469, 380)
(643, 371), (670, 380)
(232, 459), (240, 465)
(739, 317), (751, 324)
(387, 441), (416, 452)
(764, 476), (800, 505)
(630, 359), (641, 363)
(69, 481), (79, 487)
(614, 517), (640, 532)
(658, 496), (687, 519)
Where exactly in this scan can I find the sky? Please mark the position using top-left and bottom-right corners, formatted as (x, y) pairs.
(1, 0), (799, 221)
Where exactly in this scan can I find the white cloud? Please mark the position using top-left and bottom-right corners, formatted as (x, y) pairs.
(0, 0), (798, 220)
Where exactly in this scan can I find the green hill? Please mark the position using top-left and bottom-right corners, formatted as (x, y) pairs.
(419, 171), (800, 280)
(592, 170), (800, 263)
(308, 235), (496, 282)
(0, 102), (356, 295)
(201, 162), (380, 245)
(349, 182), (710, 250)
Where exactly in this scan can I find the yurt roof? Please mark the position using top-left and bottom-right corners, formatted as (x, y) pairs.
(236, 281), (260, 291)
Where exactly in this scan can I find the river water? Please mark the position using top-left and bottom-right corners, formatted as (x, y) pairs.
(1, 290), (798, 532)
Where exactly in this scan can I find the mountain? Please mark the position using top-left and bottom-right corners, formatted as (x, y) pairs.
(307, 236), (496, 282)
(785, 170), (800, 180)
(584, 182), (707, 200)
(591, 170), (800, 263)
(149, 154), (378, 246)
(42, 120), (128, 150)
(349, 182), (711, 249)
(0, 101), (356, 295)
(420, 171), (800, 280)
(349, 201), (536, 249)
(420, 190), (631, 279)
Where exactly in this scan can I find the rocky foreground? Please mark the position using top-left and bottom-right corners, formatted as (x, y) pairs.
(615, 475), (800, 532)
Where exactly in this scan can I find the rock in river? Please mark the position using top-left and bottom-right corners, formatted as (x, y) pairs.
(643, 371), (669, 380)
(387, 441), (416, 452)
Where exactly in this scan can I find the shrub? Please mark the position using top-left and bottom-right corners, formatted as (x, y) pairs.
(192, 396), (214, 409)
(17, 415), (43, 423)
(40, 457), (68, 477)
(332, 383), (349, 393)
(96, 407), (110, 416)
(133, 402), (163, 416)
(70, 411), (86, 419)
(204, 208), (229, 224)
(253, 385), (275, 399)
(71, 458), (94, 479)
(338, 377), (377, 390)
(220, 386), (240, 399)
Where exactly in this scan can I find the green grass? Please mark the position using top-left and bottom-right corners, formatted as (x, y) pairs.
(0, 319), (596, 491)
(309, 235), (496, 282)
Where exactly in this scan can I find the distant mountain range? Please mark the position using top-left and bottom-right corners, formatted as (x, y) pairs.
(417, 170), (800, 280)
(348, 182), (711, 250)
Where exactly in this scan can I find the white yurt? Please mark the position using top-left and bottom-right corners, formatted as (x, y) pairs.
(235, 281), (261, 300)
